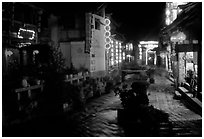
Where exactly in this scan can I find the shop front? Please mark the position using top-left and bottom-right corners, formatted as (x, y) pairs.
(161, 2), (201, 94)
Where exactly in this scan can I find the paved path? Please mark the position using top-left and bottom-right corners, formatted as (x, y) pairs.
(148, 75), (202, 136)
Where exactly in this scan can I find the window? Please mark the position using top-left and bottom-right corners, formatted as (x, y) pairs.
(95, 18), (100, 30)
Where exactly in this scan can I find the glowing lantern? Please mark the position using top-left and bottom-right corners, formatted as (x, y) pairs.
(105, 43), (111, 49)
(104, 18), (111, 49)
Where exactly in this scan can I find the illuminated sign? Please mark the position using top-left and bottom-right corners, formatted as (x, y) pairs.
(139, 41), (158, 45)
(17, 28), (35, 40)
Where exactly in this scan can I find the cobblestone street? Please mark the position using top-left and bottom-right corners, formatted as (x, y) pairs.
(3, 75), (202, 137)
(148, 75), (202, 136)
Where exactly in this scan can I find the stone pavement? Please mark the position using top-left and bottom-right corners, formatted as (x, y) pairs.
(148, 75), (202, 136)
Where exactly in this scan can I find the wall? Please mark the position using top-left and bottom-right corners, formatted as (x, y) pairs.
(90, 14), (106, 76)
(60, 42), (71, 68)
(71, 41), (90, 70)
(60, 41), (90, 71)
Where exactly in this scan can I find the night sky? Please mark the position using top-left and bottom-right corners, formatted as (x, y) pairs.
(33, 2), (166, 42)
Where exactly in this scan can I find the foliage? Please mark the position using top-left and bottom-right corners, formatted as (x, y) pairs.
(47, 46), (66, 74)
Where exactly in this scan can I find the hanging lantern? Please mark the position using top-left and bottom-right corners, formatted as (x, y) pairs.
(105, 43), (111, 49)
(104, 18), (111, 49)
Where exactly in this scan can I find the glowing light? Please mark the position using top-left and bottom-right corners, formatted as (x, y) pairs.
(18, 42), (31, 48)
(111, 60), (114, 65)
(166, 18), (171, 25)
(104, 31), (111, 37)
(166, 9), (170, 16)
(126, 54), (131, 58)
(139, 41), (158, 45)
(33, 50), (39, 55)
(104, 18), (111, 49)
(105, 43), (111, 49)
(104, 25), (110, 31)
(130, 44), (133, 50)
(104, 19), (110, 25)
(170, 31), (186, 43)
(17, 28), (35, 40)
(126, 45), (128, 50)
(105, 37), (111, 43)
(192, 40), (198, 44)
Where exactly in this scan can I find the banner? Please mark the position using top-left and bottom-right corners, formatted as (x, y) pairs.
(85, 13), (92, 53)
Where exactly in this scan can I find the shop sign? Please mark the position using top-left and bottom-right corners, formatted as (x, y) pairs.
(85, 13), (93, 53)
(17, 28), (35, 40)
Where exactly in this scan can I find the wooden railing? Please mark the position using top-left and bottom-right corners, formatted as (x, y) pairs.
(14, 84), (44, 111)
(64, 72), (90, 84)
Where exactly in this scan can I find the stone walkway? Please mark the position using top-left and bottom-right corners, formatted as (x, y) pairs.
(148, 75), (202, 136)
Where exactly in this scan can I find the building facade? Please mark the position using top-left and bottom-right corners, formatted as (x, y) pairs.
(137, 41), (158, 66)
(2, 2), (50, 79)
(160, 2), (201, 92)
